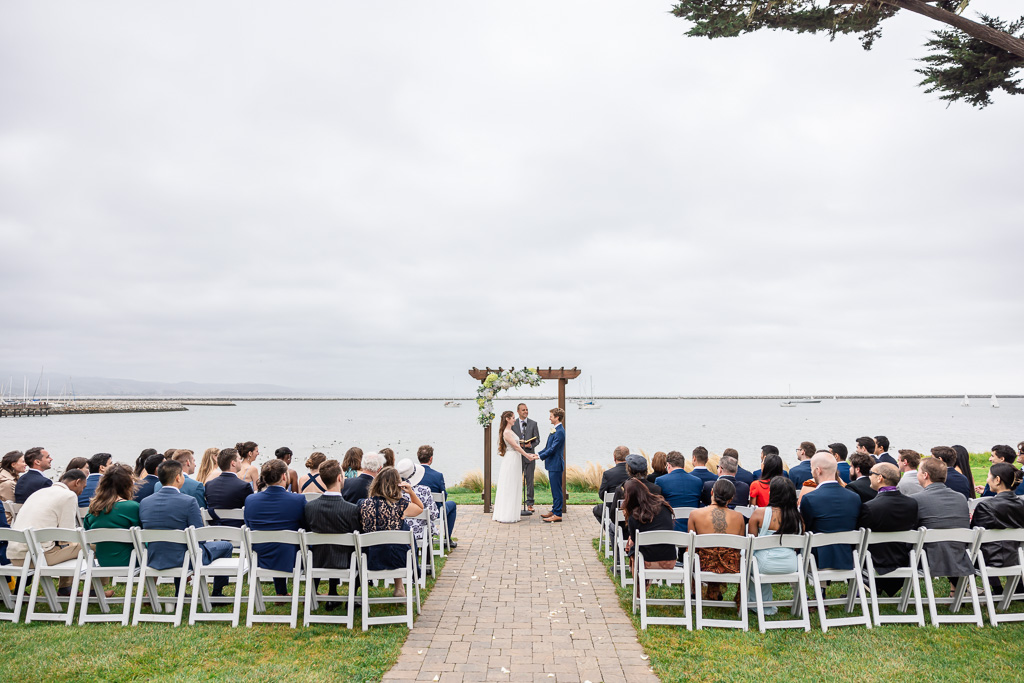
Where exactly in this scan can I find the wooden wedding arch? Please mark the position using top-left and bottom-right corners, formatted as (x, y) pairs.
(469, 366), (581, 513)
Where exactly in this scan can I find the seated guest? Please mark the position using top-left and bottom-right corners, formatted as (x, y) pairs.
(932, 446), (972, 500)
(139, 460), (233, 595)
(396, 458), (440, 544)
(874, 435), (898, 467)
(236, 441), (260, 491)
(828, 442), (851, 483)
(592, 446), (629, 525)
(342, 451), (384, 504)
(302, 459), (361, 607)
(9, 469), (86, 594)
(689, 447), (718, 487)
(359, 466), (424, 599)
(846, 452), (878, 503)
(748, 477), (803, 613)
(788, 442), (814, 489)
(66, 457), (89, 474)
(79, 453), (112, 506)
(244, 460), (307, 596)
(418, 445), (458, 548)
(970, 463), (1024, 595)
(621, 479), (675, 595)
(298, 452), (328, 493)
(195, 447), (221, 485)
(205, 448), (252, 526)
(380, 448), (396, 469)
(14, 446), (53, 504)
(951, 445), (977, 498)
(689, 479), (746, 601)
(134, 453), (165, 502)
(133, 448), (158, 480)
(646, 451), (668, 485)
(748, 454), (784, 507)
(655, 450), (702, 531)
(1, 451), (26, 521)
(275, 446), (300, 493)
(84, 464), (141, 569)
(980, 445), (1021, 497)
(914, 457), (975, 588)
(722, 448), (755, 486)
(612, 455), (662, 530)
(752, 445), (780, 480)
(342, 447), (363, 479)
(699, 456), (749, 510)
(155, 450), (206, 509)
(896, 449), (925, 497)
(855, 437), (877, 464)
(858, 463), (918, 596)
(800, 453), (861, 570)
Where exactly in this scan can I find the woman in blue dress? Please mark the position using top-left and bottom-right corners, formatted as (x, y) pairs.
(747, 476), (803, 615)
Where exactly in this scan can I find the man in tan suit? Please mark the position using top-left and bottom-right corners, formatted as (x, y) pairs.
(8, 469), (86, 592)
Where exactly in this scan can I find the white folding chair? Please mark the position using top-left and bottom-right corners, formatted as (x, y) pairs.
(209, 508), (246, 549)
(244, 528), (304, 628)
(187, 526), (248, 626)
(634, 530), (693, 630)
(613, 509), (633, 587)
(78, 527), (138, 625)
(976, 527), (1024, 626)
(862, 529), (926, 627)
(358, 529), (419, 630)
(410, 507), (435, 588)
(693, 533), (750, 631)
(599, 492), (616, 558)
(303, 492), (322, 502)
(3, 500), (21, 524)
(919, 527), (984, 627)
(131, 527), (192, 626)
(200, 508), (213, 525)
(733, 506), (755, 519)
(968, 498), (983, 515)
(748, 533), (811, 632)
(0, 528), (35, 623)
(434, 491), (451, 555)
(77, 507), (89, 527)
(805, 529), (872, 631)
(301, 530), (359, 628)
(24, 528), (85, 625)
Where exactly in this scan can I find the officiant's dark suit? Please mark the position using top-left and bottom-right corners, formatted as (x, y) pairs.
(511, 408), (540, 510)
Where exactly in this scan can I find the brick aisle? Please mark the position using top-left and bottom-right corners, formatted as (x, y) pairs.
(383, 505), (660, 683)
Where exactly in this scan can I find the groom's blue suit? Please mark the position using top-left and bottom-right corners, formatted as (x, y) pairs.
(538, 423), (566, 516)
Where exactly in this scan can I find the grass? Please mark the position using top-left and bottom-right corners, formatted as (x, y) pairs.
(592, 538), (1024, 682)
(0, 554), (446, 682)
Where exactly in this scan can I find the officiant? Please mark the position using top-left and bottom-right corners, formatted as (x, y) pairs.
(512, 403), (540, 514)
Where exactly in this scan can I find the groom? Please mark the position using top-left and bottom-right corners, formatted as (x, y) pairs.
(511, 403), (540, 513)
(537, 407), (566, 522)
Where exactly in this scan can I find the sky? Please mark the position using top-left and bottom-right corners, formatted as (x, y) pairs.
(1, 1), (1022, 397)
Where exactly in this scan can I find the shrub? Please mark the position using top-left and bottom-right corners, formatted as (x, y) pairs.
(566, 461), (606, 491)
(457, 469), (484, 492)
(533, 469), (550, 489)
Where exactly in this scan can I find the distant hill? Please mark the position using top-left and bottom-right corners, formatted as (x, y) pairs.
(0, 372), (316, 398)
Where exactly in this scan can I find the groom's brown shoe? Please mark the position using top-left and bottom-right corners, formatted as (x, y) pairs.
(542, 515), (562, 523)
(541, 510), (555, 518)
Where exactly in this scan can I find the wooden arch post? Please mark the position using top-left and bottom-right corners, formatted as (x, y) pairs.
(469, 366), (581, 514)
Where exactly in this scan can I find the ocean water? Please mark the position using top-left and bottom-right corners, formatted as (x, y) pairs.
(1, 398), (1020, 483)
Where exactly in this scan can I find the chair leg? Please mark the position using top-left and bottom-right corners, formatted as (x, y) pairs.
(64, 559), (82, 625)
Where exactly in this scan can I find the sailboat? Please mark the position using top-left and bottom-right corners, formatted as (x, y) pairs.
(960, 394), (970, 407)
(442, 377), (461, 407)
(991, 395), (1000, 408)
(779, 385), (821, 407)
(578, 376), (601, 409)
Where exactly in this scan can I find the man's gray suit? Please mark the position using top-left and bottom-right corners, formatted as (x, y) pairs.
(512, 417), (540, 507)
(914, 483), (975, 577)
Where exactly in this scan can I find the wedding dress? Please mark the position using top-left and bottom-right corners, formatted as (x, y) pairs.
(492, 429), (524, 523)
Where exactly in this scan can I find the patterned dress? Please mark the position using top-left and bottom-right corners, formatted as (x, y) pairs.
(358, 497), (410, 570)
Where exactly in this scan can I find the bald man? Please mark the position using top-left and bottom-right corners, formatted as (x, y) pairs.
(800, 452), (862, 570)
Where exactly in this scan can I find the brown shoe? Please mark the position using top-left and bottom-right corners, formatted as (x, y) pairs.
(542, 515), (562, 523)
(527, 506), (535, 513)
(541, 510), (554, 518)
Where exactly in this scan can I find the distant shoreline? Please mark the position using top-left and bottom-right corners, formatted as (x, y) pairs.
(27, 394), (1024, 402)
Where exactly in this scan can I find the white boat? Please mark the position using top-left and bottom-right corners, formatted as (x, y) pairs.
(991, 394), (1000, 408)
(443, 400), (461, 408)
(779, 402), (796, 408)
(961, 394), (970, 407)
(578, 376), (601, 409)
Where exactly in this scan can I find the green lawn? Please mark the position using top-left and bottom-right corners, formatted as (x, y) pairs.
(0, 555), (445, 682)
(594, 539), (1024, 682)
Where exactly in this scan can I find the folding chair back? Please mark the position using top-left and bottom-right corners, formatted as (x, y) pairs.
(78, 527), (138, 625)
(358, 529), (418, 630)
(433, 491), (451, 554)
(187, 526), (247, 626)
(919, 527), (983, 627)
(733, 506), (755, 519)
(25, 527), (84, 625)
(410, 507), (435, 588)
(304, 492), (322, 502)
(862, 529), (926, 627)
(212, 508), (246, 522)
(634, 530), (693, 630)
(692, 533), (750, 631)
(0, 528), (35, 622)
(3, 501), (21, 523)
(613, 508), (632, 587)
(244, 528), (304, 628)
(977, 528), (1024, 625)
(599, 492), (616, 557)
(131, 527), (192, 626)
(805, 529), (871, 632)
(301, 530), (359, 628)
(747, 533), (810, 632)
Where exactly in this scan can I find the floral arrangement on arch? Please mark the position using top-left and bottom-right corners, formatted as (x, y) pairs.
(476, 368), (543, 426)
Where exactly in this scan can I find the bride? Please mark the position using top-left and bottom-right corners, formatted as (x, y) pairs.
(493, 410), (539, 523)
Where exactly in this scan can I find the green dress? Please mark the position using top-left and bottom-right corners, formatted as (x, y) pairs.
(84, 500), (141, 567)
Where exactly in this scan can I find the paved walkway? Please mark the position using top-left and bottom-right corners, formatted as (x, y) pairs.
(383, 505), (659, 683)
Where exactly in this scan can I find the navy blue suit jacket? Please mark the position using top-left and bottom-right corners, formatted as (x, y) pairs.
(877, 452), (898, 467)
(700, 476), (750, 509)
(655, 469), (703, 531)
(734, 466), (755, 486)
(14, 469), (52, 504)
(788, 461), (813, 489)
(538, 425), (565, 472)
(419, 466), (446, 495)
(800, 482), (862, 570)
(836, 462), (851, 484)
(138, 487), (205, 570)
(134, 474), (160, 502)
(342, 473), (374, 504)
(243, 486), (306, 572)
(689, 467), (718, 487)
(204, 472), (253, 526)
(944, 470), (972, 500)
(79, 473), (102, 506)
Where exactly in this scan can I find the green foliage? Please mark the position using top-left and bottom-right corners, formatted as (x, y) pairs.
(917, 14), (1024, 107)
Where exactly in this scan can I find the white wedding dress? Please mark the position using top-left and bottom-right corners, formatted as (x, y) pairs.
(492, 429), (524, 523)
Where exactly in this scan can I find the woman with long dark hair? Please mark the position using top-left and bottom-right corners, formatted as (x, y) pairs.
(747, 476), (803, 614)
(621, 479), (675, 592)
(688, 479), (746, 601)
(952, 445), (976, 498)
(134, 448), (158, 480)
(492, 410), (537, 524)
(0, 450), (25, 522)
(748, 454), (783, 507)
(84, 464), (141, 567)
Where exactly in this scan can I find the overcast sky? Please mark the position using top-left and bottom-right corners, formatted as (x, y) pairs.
(1, 1), (1021, 397)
